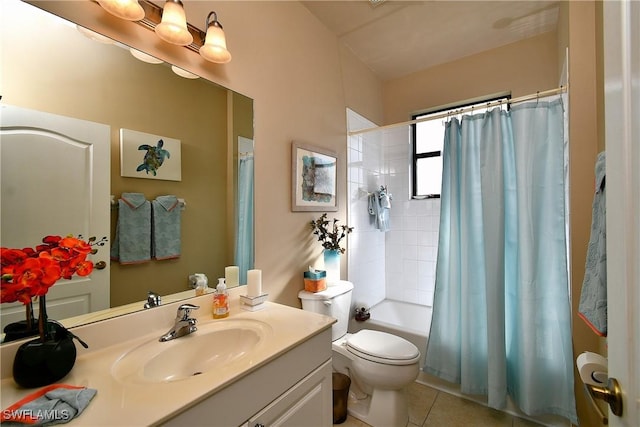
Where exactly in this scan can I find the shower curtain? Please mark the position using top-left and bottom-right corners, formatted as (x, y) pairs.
(235, 154), (254, 285)
(424, 99), (577, 423)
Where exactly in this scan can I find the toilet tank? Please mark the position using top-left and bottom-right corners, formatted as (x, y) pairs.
(298, 280), (353, 341)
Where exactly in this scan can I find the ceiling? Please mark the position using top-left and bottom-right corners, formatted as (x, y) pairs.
(302, 0), (560, 81)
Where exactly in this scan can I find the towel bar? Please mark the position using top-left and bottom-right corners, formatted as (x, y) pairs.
(110, 195), (186, 210)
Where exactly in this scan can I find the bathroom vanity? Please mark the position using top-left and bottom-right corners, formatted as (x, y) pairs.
(0, 290), (335, 426)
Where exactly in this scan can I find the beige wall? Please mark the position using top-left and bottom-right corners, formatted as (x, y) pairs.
(17, 1), (606, 424)
(381, 3), (605, 423)
(382, 31), (559, 123)
(29, 0), (383, 309)
(567, 2), (606, 426)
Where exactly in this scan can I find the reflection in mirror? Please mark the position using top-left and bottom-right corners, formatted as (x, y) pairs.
(0, 0), (254, 339)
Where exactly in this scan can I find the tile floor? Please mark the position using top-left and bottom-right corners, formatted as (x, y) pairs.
(335, 381), (544, 427)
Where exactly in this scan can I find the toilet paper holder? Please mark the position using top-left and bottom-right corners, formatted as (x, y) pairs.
(577, 352), (623, 422)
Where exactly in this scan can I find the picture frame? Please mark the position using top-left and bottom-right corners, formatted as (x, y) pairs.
(120, 128), (182, 181)
(291, 141), (338, 212)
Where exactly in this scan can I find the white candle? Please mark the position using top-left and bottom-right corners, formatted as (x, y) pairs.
(225, 266), (239, 288)
(247, 269), (262, 297)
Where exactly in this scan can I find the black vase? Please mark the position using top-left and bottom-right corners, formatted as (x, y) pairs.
(3, 319), (39, 343)
(12, 297), (77, 388)
(3, 301), (38, 343)
(12, 323), (77, 388)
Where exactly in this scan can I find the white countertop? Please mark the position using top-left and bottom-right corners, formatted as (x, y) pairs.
(0, 292), (335, 426)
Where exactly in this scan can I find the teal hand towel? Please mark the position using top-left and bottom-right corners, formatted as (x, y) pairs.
(578, 152), (607, 336)
(110, 193), (152, 264)
(1, 384), (97, 425)
(152, 195), (181, 260)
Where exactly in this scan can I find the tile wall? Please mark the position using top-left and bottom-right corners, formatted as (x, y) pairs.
(347, 109), (440, 308)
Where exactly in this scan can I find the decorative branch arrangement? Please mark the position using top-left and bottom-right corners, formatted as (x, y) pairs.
(310, 213), (354, 254)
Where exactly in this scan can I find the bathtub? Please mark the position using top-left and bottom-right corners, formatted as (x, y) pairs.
(348, 299), (432, 369)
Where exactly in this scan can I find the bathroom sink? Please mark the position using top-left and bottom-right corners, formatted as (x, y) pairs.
(111, 319), (272, 384)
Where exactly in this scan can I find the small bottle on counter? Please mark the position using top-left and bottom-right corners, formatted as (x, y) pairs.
(194, 274), (208, 296)
(213, 278), (229, 319)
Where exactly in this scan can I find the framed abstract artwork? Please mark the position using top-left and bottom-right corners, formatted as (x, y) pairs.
(291, 141), (337, 212)
(120, 128), (182, 181)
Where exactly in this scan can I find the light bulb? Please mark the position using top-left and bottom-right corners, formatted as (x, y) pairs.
(155, 0), (193, 46)
(199, 12), (231, 64)
(97, 0), (145, 21)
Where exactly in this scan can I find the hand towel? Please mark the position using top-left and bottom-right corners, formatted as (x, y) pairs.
(1, 384), (97, 425)
(378, 189), (391, 231)
(368, 192), (380, 227)
(110, 193), (151, 264)
(152, 195), (181, 260)
(578, 151), (607, 336)
(368, 191), (390, 232)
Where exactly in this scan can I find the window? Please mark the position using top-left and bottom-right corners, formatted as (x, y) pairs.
(411, 95), (510, 198)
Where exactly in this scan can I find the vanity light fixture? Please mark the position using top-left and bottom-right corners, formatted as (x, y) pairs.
(95, 0), (232, 64)
(97, 0), (145, 21)
(155, 0), (193, 46)
(199, 12), (231, 64)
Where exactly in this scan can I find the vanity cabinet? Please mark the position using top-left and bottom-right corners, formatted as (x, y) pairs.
(162, 328), (333, 427)
(1, 299), (337, 426)
(246, 360), (332, 427)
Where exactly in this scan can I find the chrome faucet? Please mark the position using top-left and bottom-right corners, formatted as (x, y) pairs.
(159, 303), (199, 342)
(144, 291), (162, 309)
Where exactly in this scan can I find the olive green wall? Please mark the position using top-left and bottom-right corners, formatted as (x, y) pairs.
(2, 8), (229, 307)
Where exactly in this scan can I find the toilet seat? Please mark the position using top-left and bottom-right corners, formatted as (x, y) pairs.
(346, 329), (420, 366)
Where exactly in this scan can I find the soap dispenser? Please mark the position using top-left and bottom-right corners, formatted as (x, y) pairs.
(213, 278), (229, 319)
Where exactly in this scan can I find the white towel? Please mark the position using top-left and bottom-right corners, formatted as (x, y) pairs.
(368, 190), (390, 232)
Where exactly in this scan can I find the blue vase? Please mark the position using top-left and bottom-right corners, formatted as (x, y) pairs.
(323, 249), (341, 284)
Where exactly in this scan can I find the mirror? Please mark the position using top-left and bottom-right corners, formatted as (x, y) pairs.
(0, 0), (254, 336)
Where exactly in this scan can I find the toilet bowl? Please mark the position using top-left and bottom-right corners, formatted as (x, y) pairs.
(299, 281), (420, 427)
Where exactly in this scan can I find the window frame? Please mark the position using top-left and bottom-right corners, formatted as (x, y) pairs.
(411, 93), (511, 199)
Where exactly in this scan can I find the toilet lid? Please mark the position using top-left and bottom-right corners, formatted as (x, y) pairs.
(346, 330), (420, 366)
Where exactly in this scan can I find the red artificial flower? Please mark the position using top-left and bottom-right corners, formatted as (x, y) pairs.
(0, 282), (32, 305)
(0, 235), (102, 305)
(1, 248), (28, 268)
(58, 237), (92, 255)
(42, 235), (62, 245)
(74, 259), (94, 277)
(12, 257), (61, 296)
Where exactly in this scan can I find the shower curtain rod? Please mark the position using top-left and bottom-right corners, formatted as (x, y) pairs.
(348, 85), (567, 136)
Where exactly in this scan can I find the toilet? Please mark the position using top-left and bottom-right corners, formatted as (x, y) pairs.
(299, 281), (420, 427)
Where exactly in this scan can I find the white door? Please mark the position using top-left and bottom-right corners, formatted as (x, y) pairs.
(604, 0), (639, 425)
(0, 104), (111, 327)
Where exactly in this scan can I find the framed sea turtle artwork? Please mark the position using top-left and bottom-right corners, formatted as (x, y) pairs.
(120, 128), (182, 181)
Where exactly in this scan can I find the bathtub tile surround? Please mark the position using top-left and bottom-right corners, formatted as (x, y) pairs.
(346, 109), (440, 309)
(346, 110), (385, 310)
